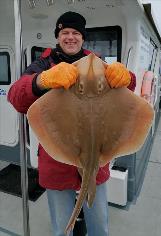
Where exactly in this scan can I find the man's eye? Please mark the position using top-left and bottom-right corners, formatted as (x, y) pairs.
(78, 83), (84, 94)
(73, 32), (81, 35)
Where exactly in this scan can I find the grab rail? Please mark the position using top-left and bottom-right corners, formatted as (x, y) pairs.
(126, 46), (133, 69)
(14, 1), (30, 236)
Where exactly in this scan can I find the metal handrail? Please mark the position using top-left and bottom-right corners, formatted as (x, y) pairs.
(14, 0), (30, 235)
(126, 46), (133, 69)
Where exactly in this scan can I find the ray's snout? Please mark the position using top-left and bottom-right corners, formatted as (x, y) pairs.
(75, 53), (110, 97)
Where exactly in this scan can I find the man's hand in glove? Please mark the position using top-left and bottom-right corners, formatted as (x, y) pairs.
(105, 62), (131, 88)
(37, 62), (79, 90)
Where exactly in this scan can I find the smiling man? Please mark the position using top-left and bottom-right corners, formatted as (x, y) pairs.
(55, 12), (86, 55)
(8, 11), (136, 236)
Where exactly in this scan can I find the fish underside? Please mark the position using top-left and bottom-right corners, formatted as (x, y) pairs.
(27, 54), (154, 235)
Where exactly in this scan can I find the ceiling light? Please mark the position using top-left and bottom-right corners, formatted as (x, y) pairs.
(67, 0), (75, 4)
(46, 0), (55, 6)
(28, 0), (36, 9)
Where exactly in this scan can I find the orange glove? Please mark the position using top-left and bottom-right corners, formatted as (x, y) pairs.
(105, 62), (131, 88)
(40, 62), (79, 89)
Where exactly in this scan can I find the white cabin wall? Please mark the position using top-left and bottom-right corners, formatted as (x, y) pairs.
(0, 0), (14, 47)
(137, 16), (160, 95)
(21, 6), (127, 69)
(0, 32), (15, 48)
(122, 4), (140, 69)
(121, 2), (151, 96)
(22, 28), (55, 50)
(121, 2), (161, 96)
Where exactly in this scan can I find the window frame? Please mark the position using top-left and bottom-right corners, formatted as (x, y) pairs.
(31, 46), (47, 62)
(85, 26), (122, 62)
(0, 51), (11, 85)
(149, 38), (158, 72)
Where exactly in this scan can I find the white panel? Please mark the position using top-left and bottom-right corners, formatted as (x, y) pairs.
(29, 127), (39, 168)
(0, 47), (19, 147)
(0, 94), (18, 146)
(106, 169), (128, 206)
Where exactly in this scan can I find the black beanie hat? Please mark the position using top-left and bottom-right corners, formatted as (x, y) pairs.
(54, 11), (86, 39)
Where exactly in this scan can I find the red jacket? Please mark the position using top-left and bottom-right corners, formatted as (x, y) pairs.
(8, 48), (136, 190)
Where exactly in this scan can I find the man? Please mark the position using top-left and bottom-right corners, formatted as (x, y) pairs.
(8, 11), (136, 236)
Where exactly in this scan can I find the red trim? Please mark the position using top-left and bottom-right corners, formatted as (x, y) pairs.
(40, 48), (52, 58)
(83, 49), (92, 55)
(83, 49), (101, 58)
(127, 71), (136, 92)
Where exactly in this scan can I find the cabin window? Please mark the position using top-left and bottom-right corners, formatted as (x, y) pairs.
(84, 26), (122, 63)
(0, 52), (11, 85)
(148, 39), (158, 72)
(31, 46), (47, 62)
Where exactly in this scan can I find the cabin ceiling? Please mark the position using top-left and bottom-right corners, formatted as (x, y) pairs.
(21, 0), (126, 27)
(0, 0), (140, 33)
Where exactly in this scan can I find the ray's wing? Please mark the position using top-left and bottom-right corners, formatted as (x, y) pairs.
(27, 88), (84, 167)
(99, 87), (154, 166)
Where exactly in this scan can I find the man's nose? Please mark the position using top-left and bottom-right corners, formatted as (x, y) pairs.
(68, 33), (75, 38)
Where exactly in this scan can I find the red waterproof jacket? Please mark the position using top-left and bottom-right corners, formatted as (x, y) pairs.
(8, 48), (136, 190)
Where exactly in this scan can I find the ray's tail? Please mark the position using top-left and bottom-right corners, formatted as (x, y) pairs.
(64, 167), (93, 235)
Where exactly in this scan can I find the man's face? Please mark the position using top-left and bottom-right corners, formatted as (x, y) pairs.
(57, 28), (84, 55)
